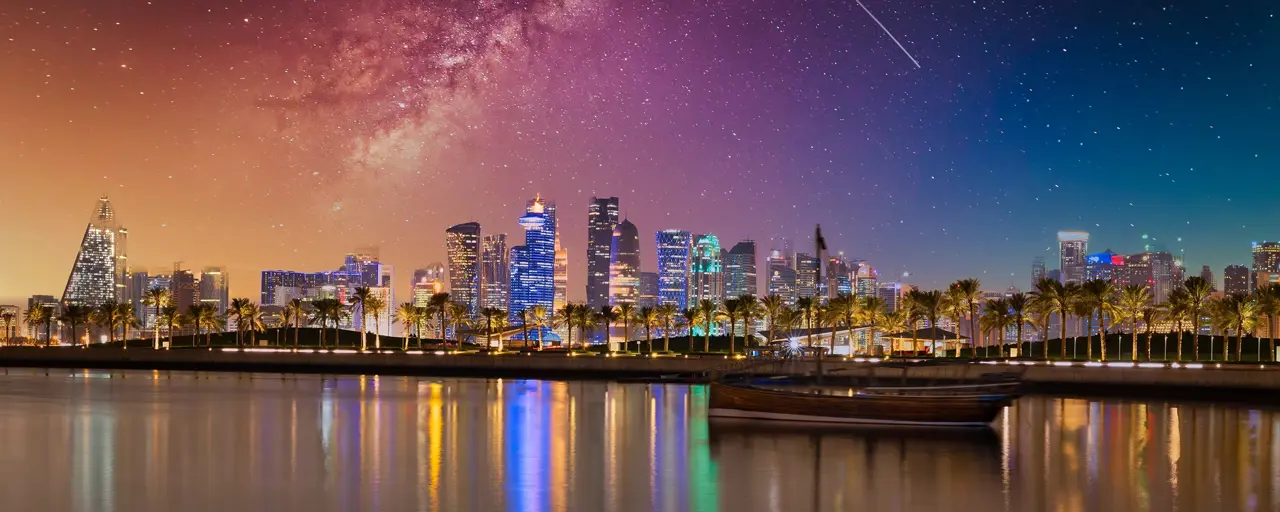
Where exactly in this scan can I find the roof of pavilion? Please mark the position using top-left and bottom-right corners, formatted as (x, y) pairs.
(881, 327), (968, 341)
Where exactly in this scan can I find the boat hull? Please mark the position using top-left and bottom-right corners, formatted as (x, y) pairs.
(707, 382), (1010, 428)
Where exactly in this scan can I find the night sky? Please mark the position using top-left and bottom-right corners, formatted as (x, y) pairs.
(1, 0), (1277, 303)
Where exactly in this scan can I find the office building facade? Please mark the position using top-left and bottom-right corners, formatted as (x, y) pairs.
(62, 196), (128, 307)
(586, 197), (620, 308)
(725, 240), (758, 299)
(655, 230), (692, 310)
(608, 219), (641, 306)
(1058, 231), (1089, 285)
(446, 222), (482, 314)
(480, 234), (509, 310)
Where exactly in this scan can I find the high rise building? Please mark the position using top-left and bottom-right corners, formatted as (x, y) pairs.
(655, 230), (692, 310)
(1200, 265), (1215, 290)
(199, 266), (229, 315)
(586, 196), (620, 308)
(608, 219), (641, 306)
(124, 270), (151, 327)
(509, 196), (556, 322)
(854, 263), (878, 299)
(554, 239), (568, 314)
(795, 253), (819, 298)
(1058, 231), (1089, 285)
(480, 234), (509, 310)
(1031, 256), (1047, 285)
(767, 249), (797, 305)
(876, 282), (904, 312)
(26, 295), (59, 341)
(691, 234), (724, 304)
(724, 240), (758, 299)
(445, 222), (482, 314)
(1084, 250), (1122, 284)
(826, 254), (853, 299)
(639, 272), (659, 309)
(170, 266), (200, 333)
(1224, 264), (1250, 295)
(412, 264), (447, 307)
(62, 196), (128, 307)
(1148, 252), (1176, 303)
(1252, 242), (1280, 292)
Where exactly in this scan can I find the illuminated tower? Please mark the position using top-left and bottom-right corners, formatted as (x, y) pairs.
(767, 249), (797, 305)
(481, 234), (509, 310)
(509, 196), (555, 322)
(199, 266), (230, 315)
(795, 253), (819, 298)
(62, 196), (128, 307)
(555, 239), (568, 313)
(656, 230), (692, 310)
(445, 222), (482, 314)
(608, 219), (641, 306)
(692, 234), (724, 304)
(412, 263), (446, 307)
(586, 197), (620, 308)
(1031, 256), (1047, 285)
(725, 240), (757, 299)
(1252, 242), (1280, 291)
(1058, 231), (1089, 285)
(1224, 264), (1250, 296)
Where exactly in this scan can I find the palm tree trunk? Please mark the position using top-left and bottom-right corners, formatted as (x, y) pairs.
(968, 303), (977, 360)
(1269, 314), (1276, 362)
(704, 318), (711, 353)
(374, 313), (381, 350)
(1098, 314), (1107, 362)
(1059, 309), (1068, 359)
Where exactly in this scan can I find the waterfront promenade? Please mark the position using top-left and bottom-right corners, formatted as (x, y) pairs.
(2, 347), (1279, 400)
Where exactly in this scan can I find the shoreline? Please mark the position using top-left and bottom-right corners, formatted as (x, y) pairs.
(2, 347), (1279, 404)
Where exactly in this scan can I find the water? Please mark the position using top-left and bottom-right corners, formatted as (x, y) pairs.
(0, 370), (1276, 512)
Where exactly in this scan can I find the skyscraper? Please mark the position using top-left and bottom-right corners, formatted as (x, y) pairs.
(1224, 264), (1250, 295)
(876, 282), (904, 312)
(854, 263), (878, 299)
(509, 196), (556, 322)
(639, 272), (659, 309)
(1058, 231), (1089, 285)
(1031, 256), (1047, 284)
(795, 253), (819, 298)
(124, 270), (150, 327)
(767, 249), (797, 305)
(554, 239), (568, 314)
(692, 234), (724, 303)
(1252, 242), (1280, 292)
(445, 222), (482, 314)
(586, 196), (620, 308)
(1084, 250), (1122, 283)
(62, 196), (127, 307)
(199, 266), (229, 315)
(826, 254), (853, 299)
(1148, 251), (1176, 303)
(608, 219), (641, 306)
(655, 229), (692, 310)
(725, 240), (758, 299)
(170, 266), (200, 333)
(480, 234), (509, 310)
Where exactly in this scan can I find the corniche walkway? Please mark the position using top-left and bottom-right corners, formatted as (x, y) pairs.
(1, 347), (1278, 402)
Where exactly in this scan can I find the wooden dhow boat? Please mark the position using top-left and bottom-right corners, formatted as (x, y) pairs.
(707, 381), (1019, 428)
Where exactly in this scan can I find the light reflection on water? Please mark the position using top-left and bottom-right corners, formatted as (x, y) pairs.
(0, 369), (1275, 511)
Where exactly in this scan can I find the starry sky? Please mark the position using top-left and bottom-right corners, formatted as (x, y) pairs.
(1, 0), (1277, 304)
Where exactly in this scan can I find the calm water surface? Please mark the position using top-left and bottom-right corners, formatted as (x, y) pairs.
(0, 369), (1277, 512)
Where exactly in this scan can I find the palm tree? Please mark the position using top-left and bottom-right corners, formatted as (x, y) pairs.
(158, 305), (179, 347)
(860, 296), (886, 357)
(827, 294), (856, 355)
(1007, 293), (1029, 358)
(575, 305), (597, 350)
(42, 304), (59, 347)
(240, 303), (266, 345)
(92, 301), (123, 347)
(1027, 294), (1054, 360)
(114, 302), (135, 345)
(59, 305), (90, 348)
(1184, 276), (1213, 361)
(555, 304), (576, 350)
(737, 295), (761, 351)
(365, 294), (386, 350)
(953, 279), (983, 357)
(760, 295), (786, 347)
(226, 298), (251, 347)
(597, 306), (620, 352)
(901, 291), (924, 355)
(878, 309), (908, 355)
(1116, 285), (1152, 361)
(1166, 288), (1192, 361)
(681, 307), (703, 352)
(428, 293), (451, 341)
(396, 302), (420, 351)
(347, 287), (373, 351)
(1030, 279), (1072, 359)
(518, 309), (533, 349)
(1141, 305), (1162, 361)
(795, 297), (817, 349)
(23, 306), (47, 345)
(907, 290), (943, 355)
(942, 288), (969, 356)
(285, 299), (307, 349)
(143, 286), (171, 350)
(0, 310), (15, 346)
(479, 307), (503, 350)
(491, 313), (510, 351)
(721, 298), (741, 354)
(309, 299), (333, 348)
(657, 304), (678, 352)
(981, 298), (1013, 356)
(1224, 293), (1258, 361)
(1207, 297), (1232, 361)
(1081, 279), (1118, 361)
(637, 306), (659, 353)
(696, 299), (718, 352)
(1255, 284), (1280, 362)
(529, 305), (549, 350)
(614, 303), (636, 352)
(446, 302), (469, 347)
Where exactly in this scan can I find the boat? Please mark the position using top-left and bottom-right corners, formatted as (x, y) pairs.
(707, 381), (1018, 428)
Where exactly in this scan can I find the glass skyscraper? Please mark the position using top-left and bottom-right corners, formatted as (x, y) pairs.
(725, 240), (757, 299)
(509, 196), (556, 322)
(795, 253), (819, 298)
(481, 234), (509, 310)
(608, 219), (641, 306)
(1058, 231), (1089, 285)
(586, 197), (620, 308)
(62, 196), (127, 307)
(445, 222), (482, 314)
(692, 234), (724, 304)
(656, 230), (692, 310)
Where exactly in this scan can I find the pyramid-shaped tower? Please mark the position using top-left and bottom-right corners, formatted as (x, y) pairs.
(61, 196), (127, 306)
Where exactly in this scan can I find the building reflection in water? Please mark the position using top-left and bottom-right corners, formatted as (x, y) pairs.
(0, 368), (1278, 511)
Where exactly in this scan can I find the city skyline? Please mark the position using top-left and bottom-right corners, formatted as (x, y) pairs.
(3, 2), (1278, 305)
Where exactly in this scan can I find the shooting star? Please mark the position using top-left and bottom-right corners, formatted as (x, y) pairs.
(855, 0), (921, 69)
